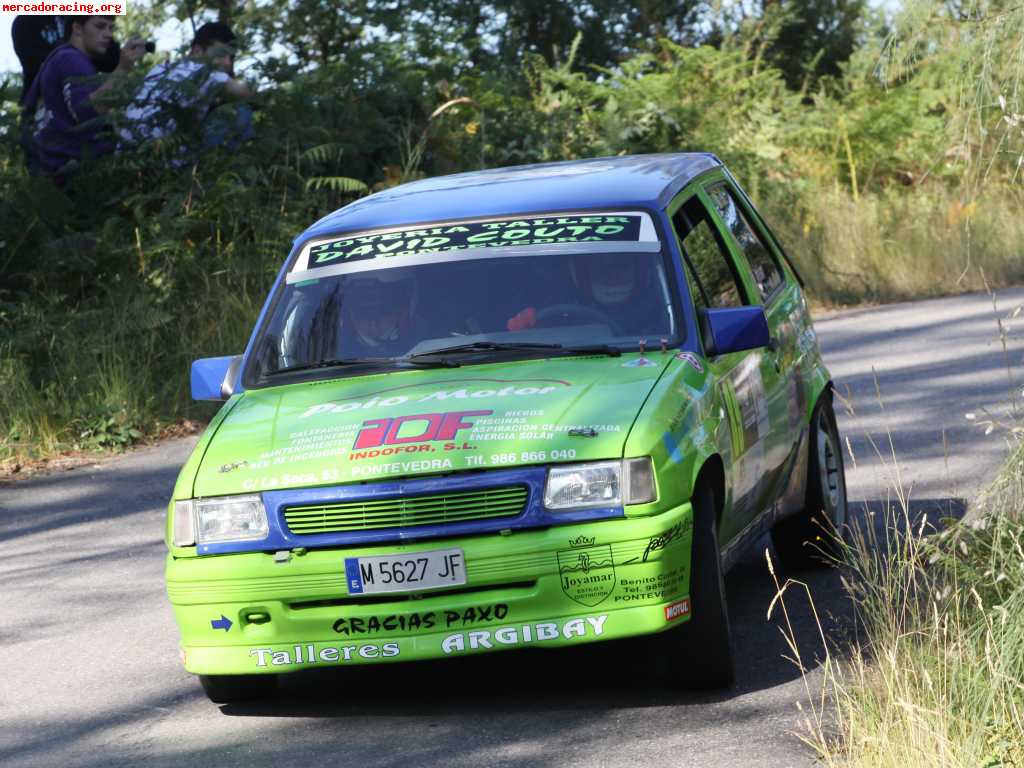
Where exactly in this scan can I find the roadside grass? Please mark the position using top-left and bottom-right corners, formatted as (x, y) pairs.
(766, 186), (1024, 308)
(771, 401), (1024, 765)
(0, 263), (261, 467)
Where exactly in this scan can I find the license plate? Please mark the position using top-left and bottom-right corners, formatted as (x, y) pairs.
(344, 548), (466, 595)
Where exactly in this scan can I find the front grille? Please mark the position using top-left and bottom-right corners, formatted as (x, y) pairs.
(282, 485), (529, 535)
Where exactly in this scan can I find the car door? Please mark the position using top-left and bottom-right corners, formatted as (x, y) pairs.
(702, 179), (802, 510)
(669, 192), (768, 545)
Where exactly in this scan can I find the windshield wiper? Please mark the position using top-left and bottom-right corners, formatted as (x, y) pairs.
(558, 344), (621, 358)
(407, 341), (621, 361)
(266, 356), (458, 376)
(407, 341), (563, 359)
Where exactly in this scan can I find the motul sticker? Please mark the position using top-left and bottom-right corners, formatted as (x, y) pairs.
(664, 598), (691, 621)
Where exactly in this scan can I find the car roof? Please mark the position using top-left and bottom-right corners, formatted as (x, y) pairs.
(297, 152), (722, 246)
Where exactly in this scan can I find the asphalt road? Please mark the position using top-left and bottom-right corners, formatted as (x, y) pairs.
(3, 288), (1023, 768)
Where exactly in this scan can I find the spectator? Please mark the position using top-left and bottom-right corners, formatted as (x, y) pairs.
(120, 22), (254, 150)
(11, 15), (120, 102)
(22, 16), (145, 176)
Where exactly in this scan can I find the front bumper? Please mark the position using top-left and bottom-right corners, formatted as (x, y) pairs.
(167, 501), (693, 675)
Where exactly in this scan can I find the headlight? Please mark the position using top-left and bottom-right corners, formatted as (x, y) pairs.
(544, 458), (656, 510)
(181, 494), (269, 544)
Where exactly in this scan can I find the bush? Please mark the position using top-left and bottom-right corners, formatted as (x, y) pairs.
(3, 3), (1024, 461)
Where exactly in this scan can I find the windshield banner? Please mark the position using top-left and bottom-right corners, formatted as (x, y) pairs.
(298, 214), (648, 271)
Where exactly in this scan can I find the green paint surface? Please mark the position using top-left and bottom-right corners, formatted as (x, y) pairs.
(189, 356), (669, 498)
(169, 501), (693, 674)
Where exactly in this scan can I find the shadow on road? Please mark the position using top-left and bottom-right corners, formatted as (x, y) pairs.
(214, 497), (964, 721)
(0, 441), (191, 544)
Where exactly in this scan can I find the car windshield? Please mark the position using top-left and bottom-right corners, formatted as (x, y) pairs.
(246, 214), (681, 384)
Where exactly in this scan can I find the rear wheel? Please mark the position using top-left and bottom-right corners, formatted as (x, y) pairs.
(772, 390), (848, 567)
(657, 479), (735, 690)
(199, 673), (277, 704)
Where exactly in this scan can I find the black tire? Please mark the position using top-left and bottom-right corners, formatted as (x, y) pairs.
(772, 389), (848, 567)
(199, 673), (277, 704)
(656, 479), (736, 690)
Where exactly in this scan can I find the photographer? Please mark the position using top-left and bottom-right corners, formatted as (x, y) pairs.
(119, 22), (254, 150)
(22, 15), (146, 177)
(11, 14), (121, 101)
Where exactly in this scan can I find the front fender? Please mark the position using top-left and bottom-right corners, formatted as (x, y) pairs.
(623, 354), (730, 514)
(795, 321), (832, 425)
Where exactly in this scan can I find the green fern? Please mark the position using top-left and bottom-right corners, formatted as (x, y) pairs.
(300, 143), (346, 164)
(304, 176), (368, 193)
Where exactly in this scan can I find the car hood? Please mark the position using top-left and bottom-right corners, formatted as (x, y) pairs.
(192, 354), (671, 497)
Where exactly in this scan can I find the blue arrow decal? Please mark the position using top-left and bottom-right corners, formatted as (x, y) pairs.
(211, 614), (233, 632)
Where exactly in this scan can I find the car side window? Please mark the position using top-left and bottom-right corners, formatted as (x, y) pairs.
(705, 182), (785, 301)
(672, 196), (746, 309)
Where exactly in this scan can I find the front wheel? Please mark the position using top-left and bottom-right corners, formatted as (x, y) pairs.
(772, 389), (848, 567)
(654, 479), (736, 689)
(199, 673), (277, 704)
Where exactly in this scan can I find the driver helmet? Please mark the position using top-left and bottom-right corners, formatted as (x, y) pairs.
(571, 253), (646, 307)
(343, 269), (417, 349)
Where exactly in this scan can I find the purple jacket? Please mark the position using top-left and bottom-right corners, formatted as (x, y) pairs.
(25, 44), (114, 174)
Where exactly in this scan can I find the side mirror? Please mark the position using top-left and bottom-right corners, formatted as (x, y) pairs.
(190, 355), (243, 401)
(700, 306), (770, 357)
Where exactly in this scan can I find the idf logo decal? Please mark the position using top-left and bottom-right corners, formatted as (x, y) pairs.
(557, 544), (615, 607)
(354, 410), (491, 449)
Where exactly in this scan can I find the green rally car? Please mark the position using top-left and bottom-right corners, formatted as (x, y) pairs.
(168, 153), (848, 703)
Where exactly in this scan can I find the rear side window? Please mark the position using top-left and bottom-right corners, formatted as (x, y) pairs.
(705, 182), (785, 300)
(672, 196), (746, 309)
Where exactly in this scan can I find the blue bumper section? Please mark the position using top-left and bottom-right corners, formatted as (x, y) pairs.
(197, 466), (624, 555)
